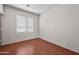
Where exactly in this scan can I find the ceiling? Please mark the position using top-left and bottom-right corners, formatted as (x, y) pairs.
(8, 4), (57, 14)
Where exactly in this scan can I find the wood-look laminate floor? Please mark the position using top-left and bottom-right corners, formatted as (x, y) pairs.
(0, 38), (79, 55)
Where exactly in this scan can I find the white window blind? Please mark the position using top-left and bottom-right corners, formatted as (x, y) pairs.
(16, 15), (33, 32)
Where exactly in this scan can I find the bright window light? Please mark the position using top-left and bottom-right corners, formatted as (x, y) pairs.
(16, 15), (33, 32)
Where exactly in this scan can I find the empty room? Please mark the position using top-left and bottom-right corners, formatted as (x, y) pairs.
(0, 4), (79, 55)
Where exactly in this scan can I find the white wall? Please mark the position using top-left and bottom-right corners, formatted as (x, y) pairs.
(40, 5), (79, 52)
(0, 4), (3, 14)
(2, 5), (39, 45)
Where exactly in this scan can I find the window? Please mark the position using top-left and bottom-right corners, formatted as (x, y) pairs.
(16, 15), (33, 32)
